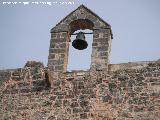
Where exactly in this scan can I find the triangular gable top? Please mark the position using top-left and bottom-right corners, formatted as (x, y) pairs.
(78, 5), (111, 26)
(51, 4), (112, 33)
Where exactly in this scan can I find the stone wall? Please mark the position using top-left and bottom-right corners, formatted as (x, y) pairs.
(0, 61), (160, 120)
(48, 32), (69, 72)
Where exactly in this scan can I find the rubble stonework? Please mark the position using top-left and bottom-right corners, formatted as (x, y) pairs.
(0, 5), (160, 120)
(0, 61), (160, 120)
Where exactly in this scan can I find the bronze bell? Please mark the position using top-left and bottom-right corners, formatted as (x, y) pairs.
(72, 32), (88, 50)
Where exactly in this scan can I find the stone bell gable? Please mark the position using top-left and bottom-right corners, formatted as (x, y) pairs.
(48, 5), (113, 72)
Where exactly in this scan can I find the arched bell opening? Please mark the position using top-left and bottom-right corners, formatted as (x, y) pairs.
(67, 19), (94, 71)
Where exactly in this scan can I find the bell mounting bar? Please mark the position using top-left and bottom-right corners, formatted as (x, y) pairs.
(71, 32), (93, 35)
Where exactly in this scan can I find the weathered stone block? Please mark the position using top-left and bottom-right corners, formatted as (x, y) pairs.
(71, 102), (79, 108)
(92, 42), (98, 47)
(93, 38), (108, 43)
(81, 89), (93, 94)
(55, 66), (63, 71)
(80, 100), (89, 108)
(73, 107), (83, 113)
(50, 96), (56, 100)
(54, 99), (62, 107)
(80, 113), (88, 119)
(48, 59), (64, 65)
(20, 88), (30, 93)
(102, 95), (112, 102)
(49, 48), (65, 53)
(42, 100), (52, 107)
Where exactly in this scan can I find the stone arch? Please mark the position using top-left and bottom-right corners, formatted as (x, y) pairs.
(69, 19), (94, 34)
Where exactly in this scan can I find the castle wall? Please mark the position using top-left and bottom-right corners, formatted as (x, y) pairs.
(0, 61), (160, 120)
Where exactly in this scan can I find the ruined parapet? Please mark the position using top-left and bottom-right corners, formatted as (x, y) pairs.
(109, 61), (151, 72)
(24, 61), (44, 68)
(0, 61), (48, 94)
(109, 60), (160, 72)
(0, 61), (160, 119)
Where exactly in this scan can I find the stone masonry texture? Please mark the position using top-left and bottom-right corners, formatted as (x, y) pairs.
(0, 61), (160, 120)
(0, 4), (160, 120)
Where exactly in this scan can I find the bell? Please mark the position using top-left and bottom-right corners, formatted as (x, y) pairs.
(72, 32), (88, 50)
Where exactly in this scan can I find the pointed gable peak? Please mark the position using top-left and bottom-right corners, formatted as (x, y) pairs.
(51, 4), (111, 33)
(78, 4), (111, 26)
(78, 4), (86, 8)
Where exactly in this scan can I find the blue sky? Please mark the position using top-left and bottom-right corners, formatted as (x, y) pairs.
(0, 0), (160, 70)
